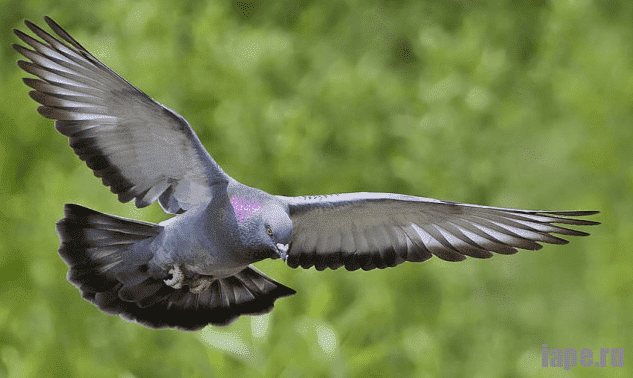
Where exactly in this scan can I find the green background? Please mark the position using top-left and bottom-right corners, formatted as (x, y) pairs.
(1, 0), (631, 377)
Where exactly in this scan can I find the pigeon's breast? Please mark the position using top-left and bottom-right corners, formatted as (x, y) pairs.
(154, 207), (250, 276)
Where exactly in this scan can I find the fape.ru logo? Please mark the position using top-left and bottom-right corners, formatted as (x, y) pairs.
(542, 344), (624, 370)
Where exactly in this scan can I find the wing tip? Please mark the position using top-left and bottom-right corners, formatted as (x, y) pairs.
(43, 16), (59, 31)
(13, 25), (42, 48)
(543, 210), (600, 216)
(11, 43), (26, 55)
(28, 90), (44, 104)
(554, 218), (601, 226)
(563, 229), (590, 237)
(36, 105), (55, 119)
(16, 59), (30, 70)
(23, 18), (56, 44)
(12, 28), (23, 39)
(534, 210), (601, 226)
(22, 77), (38, 87)
(24, 19), (40, 33)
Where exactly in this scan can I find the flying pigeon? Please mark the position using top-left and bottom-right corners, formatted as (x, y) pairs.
(13, 17), (599, 330)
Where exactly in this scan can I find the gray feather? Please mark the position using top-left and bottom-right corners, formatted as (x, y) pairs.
(278, 192), (599, 270)
(14, 17), (229, 214)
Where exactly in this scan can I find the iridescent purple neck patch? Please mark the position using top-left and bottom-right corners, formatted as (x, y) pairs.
(230, 196), (261, 223)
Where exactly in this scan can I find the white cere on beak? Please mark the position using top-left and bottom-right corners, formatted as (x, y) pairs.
(276, 243), (289, 261)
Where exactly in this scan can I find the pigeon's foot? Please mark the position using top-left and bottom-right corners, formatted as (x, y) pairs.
(189, 276), (214, 294)
(163, 265), (184, 289)
(276, 243), (289, 261)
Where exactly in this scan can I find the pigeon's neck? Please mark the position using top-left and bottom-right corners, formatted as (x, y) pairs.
(229, 196), (262, 223)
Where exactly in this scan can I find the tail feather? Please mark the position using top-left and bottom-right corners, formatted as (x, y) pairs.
(56, 204), (296, 330)
(112, 268), (296, 329)
(57, 204), (159, 293)
(83, 267), (296, 330)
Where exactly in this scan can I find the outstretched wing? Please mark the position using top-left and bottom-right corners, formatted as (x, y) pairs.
(14, 17), (229, 214)
(278, 193), (599, 270)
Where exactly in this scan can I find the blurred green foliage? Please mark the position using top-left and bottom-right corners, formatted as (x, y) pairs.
(1, 0), (632, 377)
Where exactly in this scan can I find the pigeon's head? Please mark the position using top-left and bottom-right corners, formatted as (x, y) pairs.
(232, 196), (293, 259)
(259, 203), (293, 259)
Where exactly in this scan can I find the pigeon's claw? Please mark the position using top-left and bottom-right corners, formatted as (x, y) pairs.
(163, 265), (184, 289)
(189, 276), (213, 294)
(276, 243), (289, 261)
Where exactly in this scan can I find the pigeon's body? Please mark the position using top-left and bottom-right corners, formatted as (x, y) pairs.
(14, 18), (600, 330)
(153, 182), (286, 278)
(155, 194), (246, 279)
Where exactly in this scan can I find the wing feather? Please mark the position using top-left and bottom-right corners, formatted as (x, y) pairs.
(278, 193), (599, 270)
(14, 17), (229, 214)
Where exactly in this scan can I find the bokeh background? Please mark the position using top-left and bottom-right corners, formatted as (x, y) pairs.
(1, 0), (632, 377)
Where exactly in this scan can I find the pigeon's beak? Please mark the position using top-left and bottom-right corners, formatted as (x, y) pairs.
(276, 243), (289, 261)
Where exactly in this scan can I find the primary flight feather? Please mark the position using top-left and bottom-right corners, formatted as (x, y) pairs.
(14, 17), (599, 330)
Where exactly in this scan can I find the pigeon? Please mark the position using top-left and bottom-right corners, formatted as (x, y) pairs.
(13, 17), (599, 330)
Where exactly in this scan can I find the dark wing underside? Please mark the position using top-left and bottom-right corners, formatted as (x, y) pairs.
(278, 193), (599, 271)
(14, 17), (229, 214)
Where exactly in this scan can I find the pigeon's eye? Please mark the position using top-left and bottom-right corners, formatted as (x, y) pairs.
(266, 226), (273, 236)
